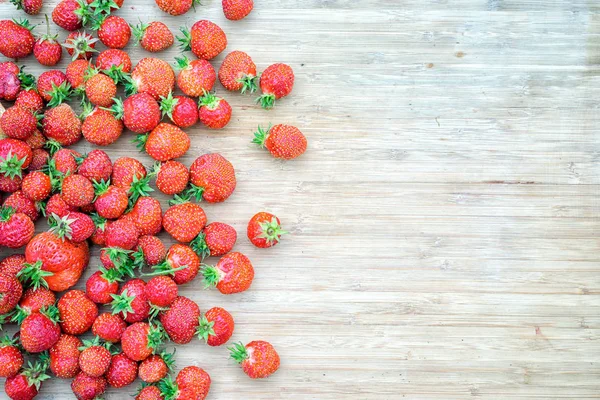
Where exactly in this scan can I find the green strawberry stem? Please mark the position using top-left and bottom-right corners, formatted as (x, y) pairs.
(47, 81), (73, 108)
(128, 174), (154, 208)
(10, 305), (31, 325)
(251, 124), (271, 148)
(147, 321), (168, 351)
(148, 304), (168, 321)
(102, 247), (134, 273)
(110, 288), (135, 317)
(142, 262), (188, 277)
(158, 375), (180, 400)
(131, 20), (148, 44)
(198, 90), (220, 110)
(175, 27), (192, 52)
(18, 68), (36, 90)
(0, 206), (15, 223)
(174, 55), (191, 70)
(0, 334), (19, 347)
(16, 260), (53, 290)
(159, 92), (178, 120)
(184, 183), (205, 203)
(195, 315), (215, 342)
(22, 360), (51, 390)
(257, 216), (289, 245)
(239, 74), (259, 94)
(48, 212), (76, 241)
(104, 65), (129, 85)
(256, 93), (276, 109)
(190, 232), (210, 260)
(228, 342), (249, 364)
(103, 97), (124, 119)
(201, 265), (220, 289)
(0, 151), (27, 179)
(39, 305), (60, 325)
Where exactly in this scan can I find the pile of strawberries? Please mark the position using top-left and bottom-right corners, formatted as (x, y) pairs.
(0, 0), (308, 397)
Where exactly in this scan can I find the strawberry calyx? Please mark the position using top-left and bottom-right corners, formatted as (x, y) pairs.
(21, 360), (51, 390)
(133, 133), (149, 152)
(257, 216), (288, 245)
(48, 212), (77, 241)
(198, 90), (221, 111)
(18, 68), (36, 90)
(148, 303), (168, 320)
(78, 335), (113, 351)
(158, 375), (181, 400)
(43, 139), (62, 157)
(73, 0), (95, 28)
(102, 247), (135, 277)
(123, 74), (139, 96)
(83, 65), (100, 82)
(0, 151), (27, 179)
(175, 27), (192, 52)
(110, 288), (135, 317)
(103, 65), (129, 85)
(251, 124), (271, 148)
(10, 305), (31, 325)
(43, 159), (65, 192)
(63, 32), (99, 61)
(168, 192), (193, 206)
(128, 174), (154, 207)
(143, 261), (188, 277)
(201, 264), (221, 289)
(13, 18), (36, 31)
(99, 265), (123, 284)
(0, 334), (19, 348)
(228, 342), (249, 364)
(79, 99), (95, 120)
(47, 81), (73, 108)
(183, 183), (205, 203)
(174, 55), (191, 70)
(92, 178), (110, 197)
(147, 321), (168, 351)
(16, 260), (53, 290)
(38, 15), (59, 44)
(0, 206), (16, 223)
(160, 350), (176, 371)
(39, 304), (61, 325)
(195, 315), (215, 342)
(159, 92), (179, 120)
(190, 232), (210, 260)
(103, 97), (124, 119)
(0, 313), (11, 330)
(256, 93), (276, 109)
(88, 0), (120, 15)
(239, 74), (259, 94)
(131, 20), (149, 44)
(90, 212), (106, 230)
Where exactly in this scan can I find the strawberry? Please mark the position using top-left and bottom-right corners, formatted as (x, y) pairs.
(175, 365), (211, 399)
(188, 153), (236, 203)
(71, 371), (106, 400)
(19, 305), (61, 352)
(63, 31), (98, 60)
(111, 278), (150, 323)
(157, 373), (204, 400)
(160, 93), (198, 128)
(0, 20), (35, 59)
(153, 160), (189, 195)
(198, 92), (232, 129)
(15, 287), (56, 320)
(162, 199), (206, 242)
(128, 57), (175, 100)
(155, 0), (199, 15)
(178, 20), (226, 60)
(3, 191), (38, 222)
(15, 89), (44, 114)
(0, 271), (22, 314)
(61, 174), (94, 207)
(121, 321), (165, 361)
(78, 336), (112, 377)
(0, 138), (32, 176)
(257, 63), (294, 108)
(97, 15), (131, 49)
(145, 275), (177, 308)
(37, 69), (71, 106)
(44, 194), (76, 218)
(48, 211), (95, 242)
(10, 0), (42, 15)
(21, 171), (51, 201)
(202, 252), (254, 294)
(52, 0), (87, 31)
(27, 149), (49, 171)
(93, 181), (127, 219)
(81, 103), (123, 146)
(43, 104), (82, 146)
(111, 157), (147, 191)
(0, 254), (26, 278)
(5, 361), (50, 400)
(50, 147), (80, 175)
(84, 68), (116, 107)
(150, 243), (200, 285)
(105, 218), (139, 249)
(229, 340), (280, 379)
(85, 269), (120, 305)
(137, 384), (163, 400)
(0, 175), (22, 193)
(96, 48), (132, 76)
(112, 93), (161, 133)
(191, 222), (237, 259)
(49, 334), (82, 378)
(175, 56), (215, 97)
(133, 235), (166, 268)
(138, 352), (173, 383)
(133, 21), (174, 52)
(24, 129), (46, 150)
(137, 122), (190, 162)
(92, 312), (126, 343)
(159, 295), (199, 344)
(197, 307), (234, 346)
(0, 67), (21, 102)
(57, 289), (98, 335)
(219, 50), (257, 93)
(222, 0), (253, 20)
(0, 336), (24, 378)
(247, 211), (287, 248)
(105, 352), (138, 388)
(0, 105), (37, 140)
(66, 59), (90, 93)
(90, 215), (108, 245)
(24, 231), (90, 291)
(77, 149), (112, 182)
(126, 196), (163, 236)
(33, 16), (63, 66)
(253, 124), (307, 159)
(0, 207), (34, 249)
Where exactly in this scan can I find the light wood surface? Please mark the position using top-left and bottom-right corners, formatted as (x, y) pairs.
(1, 0), (600, 398)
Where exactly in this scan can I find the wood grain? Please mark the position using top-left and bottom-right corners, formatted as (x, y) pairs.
(1, 0), (600, 398)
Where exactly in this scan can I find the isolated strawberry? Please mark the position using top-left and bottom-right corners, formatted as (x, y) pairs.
(93, 181), (128, 219)
(133, 234), (166, 268)
(19, 305), (61, 352)
(257, 63), (295, 108)
(145, 275), (177, 308)
(121, 321), (165, 361)
(175, 365), (211, 399)
(219, 50), (257, 93)
(66, 59), (90, 93)
(10, 0), (42, 15)
(78, 336), (112, 377)
(203, 252), (254, 294)
(0, 206), (35, 249)
(253, 124), (307, 159)
(155, 0), (198, 15)
(61, 174), (94, 207)
(50, 147), (80, 175)
(96, 48), (132, 77)
(92, 312), (126, 343)
(63, 31), (98, 60)
(111, 278), (150, 323)
(162, 199), (206, 243)
(198, 92), (232, 129)
(105, 352), (138, 388)
(188, 153), (236, 203)
(85, 268), (120, 304)
(97, 15), (131, 49)
(5, 361), (50, 400)
(0, 254), (26, 278)
(229, 340), (280, 379)
(247, 211), (288, 248)
(191, 222), (237, 259)
(0, 19), (35, 59)
(3, 191), (38, 222)
(43, 103), (82, 146)
(0, 336), (24, 378)
(77, 149), (112, 182)
(137, 122), (190, 162)
(84, 68), (116, 107)
(139, 351), (174, 383)
(175, 56), (215, 97)
(0, 271), (22, 314)
(81, 104), (123, 146)
(128, 57), (175, 100)
(49, 334), (81, 378)
(178, 20), (226, 60)
(37, 69), (71, 105)
(197, 306), (234, 346)
(0, 105), (37, 140)
(34, 16), (63, 66)
(150, 243), (200, 285)
(52, 0), (88, 31)
(0, 138), (33, 174)
(21, 171), (51, 202)
(128, 196), (162, 236)
(71, 371), (106, 400)
(49, 212), (95, 242)
(0, 66), (21, 102)
(159, 296), (199, 344)
(58, 289), (98, 335)
(160, 93), (198, 128)
(153, 160), (188, 195)
(222, 0), (253, 20)
(112, 93), (161, 133)
(15, 89), (44, 113)
(133, 21), (173, 52)
(105, 218), (139, 249)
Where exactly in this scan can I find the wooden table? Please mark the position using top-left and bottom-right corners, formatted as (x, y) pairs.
(1, 0), (599, 398)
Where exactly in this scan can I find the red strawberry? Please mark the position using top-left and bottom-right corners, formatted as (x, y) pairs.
(197, 306), (234, 346)
(19, 305), (61, 353)
(85, 69), (116, 107)
(93, 181), (127, 219)
(188, 153), (236, 203)
(0, 175), (22, 193)
(90, 215), (108, 246)
(121, 321), (165, 361)
(78, 336), (112, 377)
(61, 174), (94, 207)
(63, 31), (97, 61)
(21, 171), (51, 201)
(0, 67), (21, 102)
(50, 147), (80, 175)
(138, 352), (173, 383)
(10, 0), (43, 15)
(81, 105), (123, 146)
(160, 93), (198, 128)
(77, 149), (112, 182)
(218, 50), (257, 93)
(175, 365), (211, 399)
(49, 334), (81, 378)
(136, 384), (162, 400)
(57, 289), (98, 335)
(5, 361), (50, 400)
(37, 69), (71, 106)
(15, 287), (56, 319)
(191, 222), (237, 259)
(162, 200), (206, 243)
(0, 105), (37, 140)
(96, 48), (132, 75)
(43, 104), (82, 146)
(105, 352), (138, 388)
(71, 371), (106, 400)
(145, 275), (177, 308)
(3, 191), (39, 222)
(52, 0), (87, 31)
(198, 92), (231, 129)
(15, 89), (44, 114)
(257, 63), (294, 108)
(24, 129), (46, 150)
(49, 211), (95, 242)
(178, 20), (226, 60)
(222, 0), (253, 20)
(175, 56), (215, 97)
(0, 336), (24, 378)
(203, 252), (254, 294)
(159, 295), (199, 344)
(151, 243), (200, 285)
(153, 160), (188, 195)
(113, 93), (161, 133)
(66, 59), (90, 92)
(0, 207), (34, 249)
(0, 20), (35, 59)
(45, 194), (76, 218)
(128, 196), (162, 236)
(132, 21), (174, 52)
(0, 271), (22, 314)
(133, 235), (166, 268)
(111, 278), (149, 323)
(247, 211), (287, 248)
(105, 218), (139, 249)
(253, 124), (307, 160)
(229, 340), (280, 379)
(155, 0), (197, 15)
(138, 122), (190, 162)
(0, 254), (26, 278)
(85, 268), (120, 304)
(27, 149), (49, 171)
(128, 57), (175, 100)
(92, 312), (126, 343)
(97, 15), (131, 49)
(0, 139), (32, 182)
(33, 16), (63, 66)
